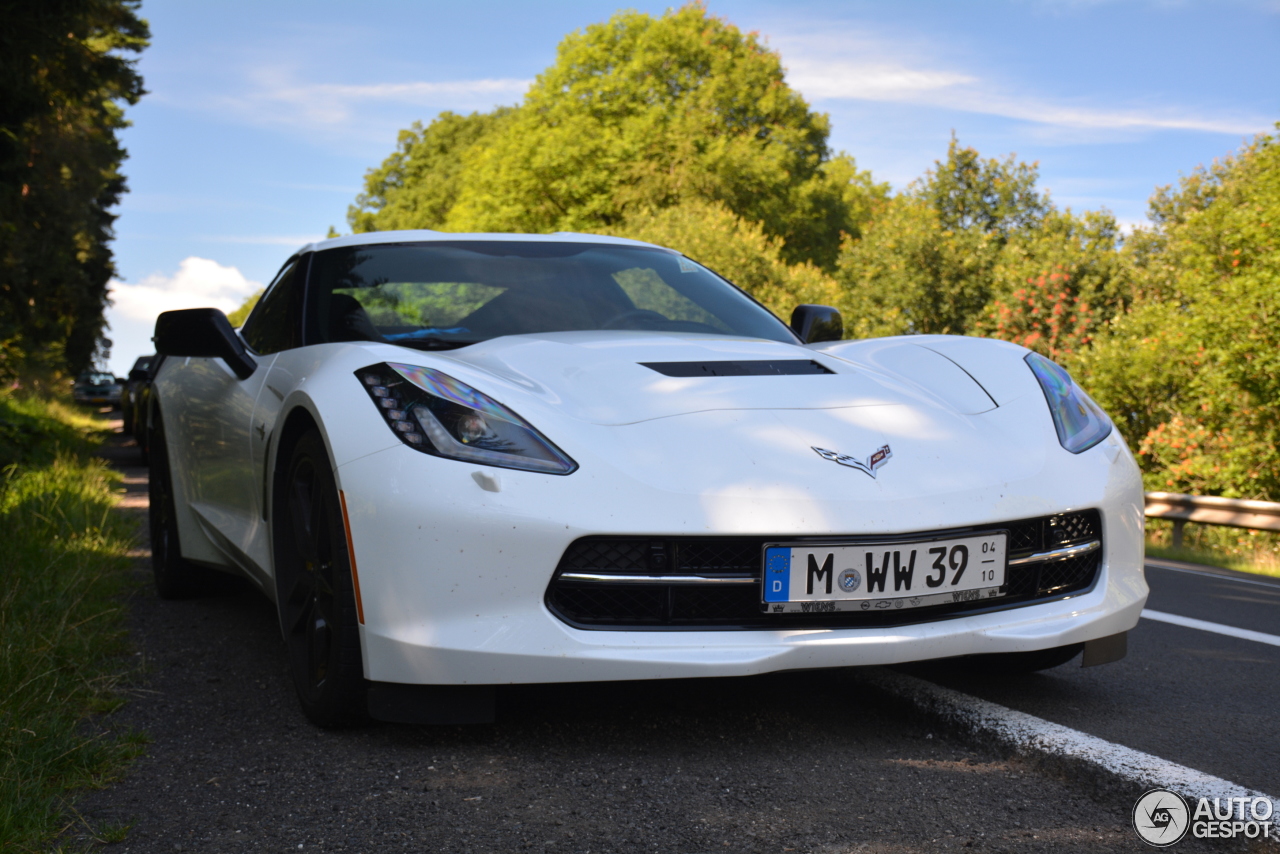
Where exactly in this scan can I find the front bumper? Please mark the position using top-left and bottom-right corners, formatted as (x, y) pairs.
(334, 424), (1148, 686)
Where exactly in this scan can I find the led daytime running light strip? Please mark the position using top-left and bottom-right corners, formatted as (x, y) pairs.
(388, 361), (512, 421)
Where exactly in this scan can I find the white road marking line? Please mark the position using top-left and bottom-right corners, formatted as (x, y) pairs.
(1142, 609), (1280, 647)
(864, 669), (1276, 804)
(1145, 560), (1280, 591)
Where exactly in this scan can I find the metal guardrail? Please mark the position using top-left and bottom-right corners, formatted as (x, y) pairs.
(1144, 491), (1280, 547)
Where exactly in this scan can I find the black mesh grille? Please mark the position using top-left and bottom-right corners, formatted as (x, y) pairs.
(1004, 563), (1041, 598)
(547, 510), (1103, 630)
(677, 541), (758, 573)
(1006, 519), (1043, 553)
(560, 539), (648, 573)
(671, 586), (760, 621)
(552, 586), (666, 625)
(1047, 512), (1098, 546)
(1038, 552), (1099, 595)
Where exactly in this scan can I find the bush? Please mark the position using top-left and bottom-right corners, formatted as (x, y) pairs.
(1078, 129), (1280, 499)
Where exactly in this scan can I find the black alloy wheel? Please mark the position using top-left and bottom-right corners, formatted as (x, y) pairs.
(275, 429), (367, 727)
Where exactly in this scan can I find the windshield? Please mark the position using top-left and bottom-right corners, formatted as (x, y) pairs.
(306, 241), (797, 351)
(78, 372), (116, 385)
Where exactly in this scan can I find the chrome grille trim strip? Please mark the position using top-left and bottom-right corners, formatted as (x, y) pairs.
(1007, 539), (1101, 566)
(559, 572), (756, 585)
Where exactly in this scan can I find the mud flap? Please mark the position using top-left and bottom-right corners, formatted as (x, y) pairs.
(1081, 631), (1127, 667)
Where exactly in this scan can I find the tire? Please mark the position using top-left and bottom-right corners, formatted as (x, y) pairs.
(136, 401), (150, 465)
(274, 429), (367, 728)
(149, 413), (216, 598)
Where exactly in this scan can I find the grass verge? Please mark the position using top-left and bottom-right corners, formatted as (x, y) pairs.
(1144, 518), (1280, 580)
(0, 391), (145, 850)
(1144, 543), (1280, 579)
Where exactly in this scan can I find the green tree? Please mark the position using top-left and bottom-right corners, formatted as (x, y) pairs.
(921, 136), (1049, 237)
(226, 290), (263, 328)
(1078, 128), (1280, 499)
(349, 5), (885, 270)
(348, 109), (513, 234)
(0, 0), (149, 379)
(835, 136), (1050, 337)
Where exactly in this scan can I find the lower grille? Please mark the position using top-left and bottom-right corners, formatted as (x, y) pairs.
(545, 510), (1103, 630)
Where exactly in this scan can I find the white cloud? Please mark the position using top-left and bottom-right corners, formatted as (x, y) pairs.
(189, 66), (532, 138)
(110, 257), (262, 321)
(786, 60), (974, 101)
(103, 258), (263, 374)
(775, 31), (1271, 137)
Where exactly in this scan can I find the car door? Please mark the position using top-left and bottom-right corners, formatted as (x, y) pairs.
(240, 255), (311, 578)
(179, 257), (304, 582)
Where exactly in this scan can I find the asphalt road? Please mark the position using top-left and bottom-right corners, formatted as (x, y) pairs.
(910, 560), (1280, 798)
(73, 423), (1277, 853)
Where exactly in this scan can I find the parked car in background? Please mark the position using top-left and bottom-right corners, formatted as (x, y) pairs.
(72, 371), (123, 408)
(122, 354), (155, 436)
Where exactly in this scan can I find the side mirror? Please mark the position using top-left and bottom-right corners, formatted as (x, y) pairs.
(128, 368), (149, 382)
(153, 308), (257, 380)
(790, 304), (843, 344)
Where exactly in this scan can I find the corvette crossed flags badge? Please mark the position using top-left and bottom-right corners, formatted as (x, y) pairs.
(812, 445), (892, 479)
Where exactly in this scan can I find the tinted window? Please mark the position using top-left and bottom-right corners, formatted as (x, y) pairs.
(306, 241), (796, 351)
(241, 259), (302, 354)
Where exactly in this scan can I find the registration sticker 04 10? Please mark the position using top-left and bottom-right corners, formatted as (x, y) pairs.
(761, 532), (1007, 614)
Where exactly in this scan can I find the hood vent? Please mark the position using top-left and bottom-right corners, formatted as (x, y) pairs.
(640, 359), (834, 378)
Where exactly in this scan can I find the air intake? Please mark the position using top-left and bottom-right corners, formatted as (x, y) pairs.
(640, 359), (833, 377)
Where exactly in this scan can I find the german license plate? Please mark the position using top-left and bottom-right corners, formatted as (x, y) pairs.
(762, 532), (1007, 614)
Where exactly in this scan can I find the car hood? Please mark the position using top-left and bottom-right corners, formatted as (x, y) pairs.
(417, 331), (1053, 503)
(435, 331), (987, 426)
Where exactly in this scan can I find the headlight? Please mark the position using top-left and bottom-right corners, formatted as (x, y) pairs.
(1024, 352), (1112, 454)
(355, 361), (578, 475)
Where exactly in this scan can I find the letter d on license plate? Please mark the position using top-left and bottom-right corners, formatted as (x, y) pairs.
(762, 532), (1007, 613)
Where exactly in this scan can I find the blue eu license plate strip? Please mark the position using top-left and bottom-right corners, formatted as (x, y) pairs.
(763, 547), (791, 603)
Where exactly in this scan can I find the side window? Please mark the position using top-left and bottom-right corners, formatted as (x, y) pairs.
(241, 259), (302, 354)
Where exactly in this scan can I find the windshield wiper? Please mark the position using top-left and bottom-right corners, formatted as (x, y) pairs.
(384, 327), (475, 350)
(394, 336), (477, 351)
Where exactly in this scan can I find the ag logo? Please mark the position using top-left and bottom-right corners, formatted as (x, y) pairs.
(838, 569), (861, 592)
(1132, 789), (1189, 847)
(812, 445), (892, 479)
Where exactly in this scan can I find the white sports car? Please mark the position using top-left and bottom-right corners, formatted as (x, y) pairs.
(148, 231), (1147, 727)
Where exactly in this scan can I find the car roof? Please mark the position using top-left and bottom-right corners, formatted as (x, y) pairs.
(294, 230), (674, 256)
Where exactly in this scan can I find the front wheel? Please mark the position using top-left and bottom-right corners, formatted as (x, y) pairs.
(274, 429), (367, 728)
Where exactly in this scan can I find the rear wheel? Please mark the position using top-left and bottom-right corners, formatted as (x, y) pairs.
(275, 429), (367, 728)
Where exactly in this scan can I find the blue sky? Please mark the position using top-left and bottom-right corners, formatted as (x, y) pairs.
(102, 0), (1278, 375)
